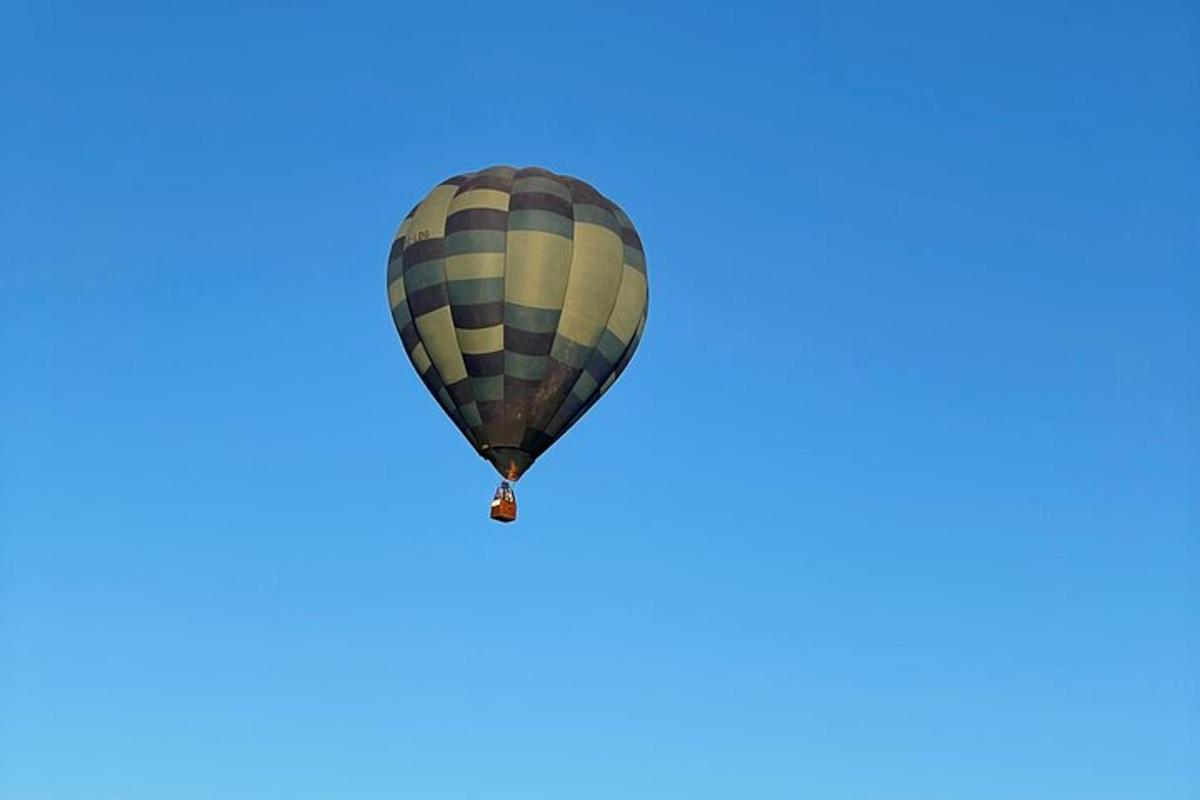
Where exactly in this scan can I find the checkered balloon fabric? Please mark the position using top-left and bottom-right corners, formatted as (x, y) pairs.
(387, 166), (649, 480)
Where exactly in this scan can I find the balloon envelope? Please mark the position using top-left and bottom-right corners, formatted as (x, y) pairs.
(386, 166), (649, 479)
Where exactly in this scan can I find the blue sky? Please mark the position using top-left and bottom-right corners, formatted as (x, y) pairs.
(2, 1), (1197, 798)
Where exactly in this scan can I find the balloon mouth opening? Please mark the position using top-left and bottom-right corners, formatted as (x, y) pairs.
(480, 445), (533, 481)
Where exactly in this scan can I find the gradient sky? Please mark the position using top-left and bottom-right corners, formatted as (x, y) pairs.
(2, 1), (1197, 798)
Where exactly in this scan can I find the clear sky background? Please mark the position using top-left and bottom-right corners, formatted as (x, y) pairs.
(2, 1), (1197, 798)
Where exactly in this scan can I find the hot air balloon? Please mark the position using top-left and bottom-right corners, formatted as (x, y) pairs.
(386, 166), (649, 522)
